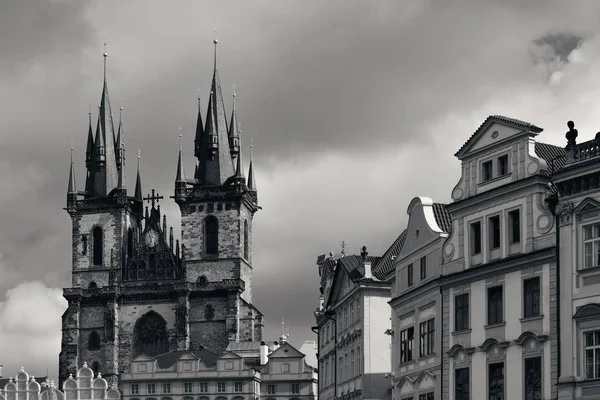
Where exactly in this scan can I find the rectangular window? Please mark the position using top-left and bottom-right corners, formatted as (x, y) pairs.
(131, 384), (139, 395)
(351, 350), (355, 377)
(524, 357), (542, 400)
(400, 327), (414, 363)
(509, 209), (520, 244)
(184, 382), (193, 393)
(420, 256), (427, 280)
(419, 318), (435, 357)
(325, 361), (329, 386)
(350, 302), (355, 324)
(489, 215), (500, 249)
(326, 325), (329, 343)
(584, 224), (600, 269)
(267, 384), (276, 395)
(498, 154), (509, 176)
(523, 277), (540, 318)
(217, 382), (226, 393)
(407, 264), (413, 286)
(234, 382), (243, 392)
(471, 221), (482, 255)
(455, 293), (470, 331)
(585, 330), (600, 379)
(344, 307), (348, 329)
(482, 160), (493, 181)
(455, 367), (469, 400)
(357, 346), (361, 375)
(162, 383), (170, 394)
(488, 286), (503, 325)
(291, 383), (300, 394)
(339, 357), (343, 381)
(344, 353), (348, 381)
(489, 362), (504, 400)
(419, 393), (434, 400)
(199, 382), (208, 393)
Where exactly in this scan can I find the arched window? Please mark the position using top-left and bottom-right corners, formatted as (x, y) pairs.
(244, 219), (249, 260)
(127, 228), (134, 259)
(197, 275), (208, 285)
(92, 226), (103, 266)
(88, 282), (97, 289)
(133, 311), (168, 356)
(204, 216), (218, 255)
(91, 361), (100, 375)
(88, 331), (101, 350)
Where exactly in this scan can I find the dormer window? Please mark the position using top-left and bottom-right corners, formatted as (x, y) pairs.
(498, 155), (509, 176)
(482, 160), (493, 181)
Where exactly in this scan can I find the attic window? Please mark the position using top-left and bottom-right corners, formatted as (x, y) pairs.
(498, 155), (509, 176)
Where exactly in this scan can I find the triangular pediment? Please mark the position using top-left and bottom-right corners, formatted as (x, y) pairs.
(268, 342), (304, 359)
(132, 354), (155, 362)
(455, 115), (542, 159)
(219, 351), (243, 360)
(575, 198), (600, 215)
(177, 352), (198, 361)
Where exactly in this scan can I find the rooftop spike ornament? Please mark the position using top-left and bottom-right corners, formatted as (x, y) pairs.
(228, 88), (240, 159)
(134, 149), (143, 202)
(175, 129), (187, 200)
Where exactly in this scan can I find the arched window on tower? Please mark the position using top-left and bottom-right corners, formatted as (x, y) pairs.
(204, 216), (218, 255)
(88, 331), (101, 350)
(91, 361), (100, 376)
(244, 219), (249, 260)
(92, 226), (103, 266)
(127, 228), (134, 259)
(133, 311), (168, 356)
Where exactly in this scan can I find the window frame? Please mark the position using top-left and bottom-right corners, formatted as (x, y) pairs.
(291, 383), (300, 394)
(407, 263), (413, 287)
(488, 362), (505, 400)
(130, 384), (139, 395)
(482, 160), (493, 181)
(217, 382), (226, 393)
(523, 277), (541, 318)
(471, 221), (482, 255)
(583, 223), (600, 269)
(199, 382), (208, 393)
(204, 215), (219, 255)
(487, 285), (504, 325)
(92, 226), (103, 266)
(400, 326), (414, 364)
(497, 154), (509, 176)
(162, 383), (170, 394)
(584, 329), (600, 380)
(454, 293), (470, 332)
(234, 382), (243, 393)
(523, 356), (542, 400)
(267, 384), (276, 395)
(183, 382), (193, 394)
(419, 318), (435, 357)
(147, 384), (155, 395)
(508, 209), (521, 244)
(488, 214), (501, 250)
(420, 256), (427, 280)
(454, 367), (470, 400)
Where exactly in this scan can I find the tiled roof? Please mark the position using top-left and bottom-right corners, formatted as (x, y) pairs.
(455, 115), (543, 157)
(534, 141), (566, 173)
(373, 229), (408, 280)
(226, 341), (276, 353)
(432, 203), (452, 233)
(337, 255), (381, 281)
(154, 348), (219, 369)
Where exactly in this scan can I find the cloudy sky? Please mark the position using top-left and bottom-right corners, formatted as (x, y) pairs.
(2, 0), (600, 380)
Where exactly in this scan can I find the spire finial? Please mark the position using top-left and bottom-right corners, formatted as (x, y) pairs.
(213, 29), (218, 69)
(179, 127), (183, 151)
(197, 88), (202, 111)
(88, 104), (91, 119)
(103, 43), (108, 83)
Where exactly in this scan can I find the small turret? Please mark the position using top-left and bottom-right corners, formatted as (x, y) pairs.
(248, 139), (258, 204)
(231, 126), (245, 187)
(162, 215), (167, 235)
(194, 96), (204, 158)
(134, 150), (143, 202)
(228, 91), (240, 159)
(67, 147), (77, 210)
(85, 109), (95, 194)
(175, 134), (187, 200)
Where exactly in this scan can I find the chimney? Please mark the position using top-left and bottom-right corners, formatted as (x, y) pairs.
(260, 341), (268, 365)
(273, 340), (280, 351)
(361, 246), (372, 279)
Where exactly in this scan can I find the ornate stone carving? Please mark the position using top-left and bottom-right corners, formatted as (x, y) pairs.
(557, 202), (575, 226)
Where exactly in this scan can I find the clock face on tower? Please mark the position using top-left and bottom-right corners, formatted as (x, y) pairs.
(145, 229), (158, 248)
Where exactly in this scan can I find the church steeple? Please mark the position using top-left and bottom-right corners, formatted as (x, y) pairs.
(175, 134), (187, 200)
(195, 38), (235, 186)
(85, 109), (95, 195)
(248, 139), (257, 192)
(91, 46), (119, 197)
(194, 95), (204, 159)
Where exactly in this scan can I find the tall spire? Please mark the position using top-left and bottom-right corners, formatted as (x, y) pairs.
(117, 102), (126, 191)
(228, 89), (240, 159)
(116, 100), (124, 168)
(248, 138), (257, 192)
(196, 35), (235, 185)
(194, 91), (204, 159)
(135, 150), (143, 202)
(92, 44), (119, 197)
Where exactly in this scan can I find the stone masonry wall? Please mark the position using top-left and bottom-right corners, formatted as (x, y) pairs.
(189, 296), (228, 353)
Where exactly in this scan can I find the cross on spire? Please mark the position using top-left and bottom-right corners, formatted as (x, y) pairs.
(143, 189), (164, 209)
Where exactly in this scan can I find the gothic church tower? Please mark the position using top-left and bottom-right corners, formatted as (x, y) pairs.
(60, 42), (263, 390)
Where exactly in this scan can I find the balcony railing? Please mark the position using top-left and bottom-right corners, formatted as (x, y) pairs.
(565, 139), (600, 165)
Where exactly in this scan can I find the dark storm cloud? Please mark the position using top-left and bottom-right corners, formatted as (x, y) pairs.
(533, 33), (584, 63)
(5, 0), (600, 378)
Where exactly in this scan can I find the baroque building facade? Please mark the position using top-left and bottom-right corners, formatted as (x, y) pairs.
(314, 245), (400, 400)
(550, 122), (600, 399)
(59, 41), (263, 389)
(384, 198), (451, 400)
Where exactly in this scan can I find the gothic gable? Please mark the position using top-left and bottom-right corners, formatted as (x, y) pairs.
(455, 115), (543, 160)
(325, 262), (356, 308)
